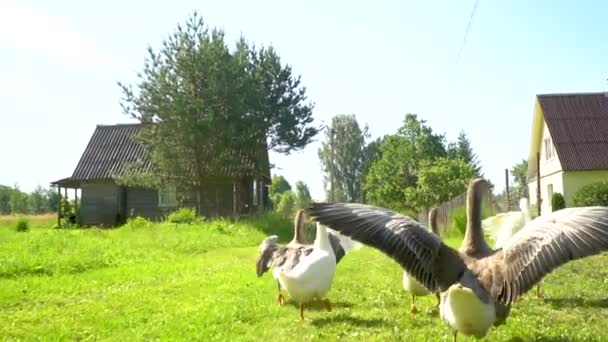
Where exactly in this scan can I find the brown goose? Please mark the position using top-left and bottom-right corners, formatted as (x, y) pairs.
(402, 207), (441, 314)
(256, 209), (348, 305)
(307, 178), (608, 341)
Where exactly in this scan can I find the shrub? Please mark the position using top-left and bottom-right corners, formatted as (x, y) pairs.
(125, 216), (152, 229)
(572, 181), (608, 207)
(529, 203), (540, 218)
(15, 216), (30, 232)
(449, 204), (493, 236)
(166, 207), (197, 224)
(276, 191), (296, 218)
(551, 192), (566, 212)
(450, 207), (468, 236)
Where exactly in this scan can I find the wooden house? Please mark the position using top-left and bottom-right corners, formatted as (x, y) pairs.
(51, 123), (271, 226)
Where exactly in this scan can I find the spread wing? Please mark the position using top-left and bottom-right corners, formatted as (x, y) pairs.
(495, 206), (608, 304)
(307, 202), (465, 292)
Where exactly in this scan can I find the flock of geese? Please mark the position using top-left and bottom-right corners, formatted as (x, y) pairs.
(256, 178), (608, 341)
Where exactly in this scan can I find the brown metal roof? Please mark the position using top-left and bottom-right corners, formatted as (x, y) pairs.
(538, 92), (608, 171)
(70, 123), (270, 181)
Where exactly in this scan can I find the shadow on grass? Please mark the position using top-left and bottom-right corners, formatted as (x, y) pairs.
(544, 297), (608, 309)
(285, 300), (354, 311)
(509, 337), (574, 342)
(311, 313), (390, 328)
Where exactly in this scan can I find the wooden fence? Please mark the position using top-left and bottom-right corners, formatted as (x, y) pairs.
(416, 182), (496, 234)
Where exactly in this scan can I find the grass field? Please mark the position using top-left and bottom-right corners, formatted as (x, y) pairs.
(1, 215), (608, 341)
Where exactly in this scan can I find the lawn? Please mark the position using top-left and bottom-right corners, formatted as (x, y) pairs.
(1, 215), (608, 341)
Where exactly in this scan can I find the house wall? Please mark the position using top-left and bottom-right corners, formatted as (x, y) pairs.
(527, 120), (566, 215)
(538, 122), (562, 176)
(562, 170), (608, 206)
(80, 182), (120, 226)
(527, 171), (564, 215)
(125, 187), (166, 220)
(178, 177), (255, 217)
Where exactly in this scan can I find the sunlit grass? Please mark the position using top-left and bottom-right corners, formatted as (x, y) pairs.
(1, 216), (607, 341)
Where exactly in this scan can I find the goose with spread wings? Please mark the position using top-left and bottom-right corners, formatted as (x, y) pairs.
(403, 207), (441, 314)
(307, 178), (608, 340)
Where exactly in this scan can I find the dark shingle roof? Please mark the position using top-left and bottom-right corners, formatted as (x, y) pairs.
(69, 123), (270, 181)
(538, 92), (608, 171)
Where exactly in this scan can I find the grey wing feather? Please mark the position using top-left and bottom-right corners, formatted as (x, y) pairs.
(256, 243), (313, 277)
(497, 206), (608, 304)
(328, 232), (346, 264)
(307, 202), (465, 292)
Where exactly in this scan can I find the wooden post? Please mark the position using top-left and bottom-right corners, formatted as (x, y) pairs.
(259, 179), (264, 211)
(215, 187), (220, 216)
(536, 152), (542, 216)
(505, 168), (510, 210)
(57, 186), (62, 228)
(233, 181), (237, 218)
(74, 188), (78, 223)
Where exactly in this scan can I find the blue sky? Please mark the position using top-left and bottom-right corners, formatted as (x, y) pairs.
(1, 0), (607, 200)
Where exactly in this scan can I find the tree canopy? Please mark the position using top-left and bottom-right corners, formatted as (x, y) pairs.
(364, 114), (479, 212)
(118, 12), (318, 198)
(448, 130), (482, 176)
(318, 114), (369, 202)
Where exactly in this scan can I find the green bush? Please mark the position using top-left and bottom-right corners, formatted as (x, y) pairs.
(450, 206), (468, 236)
(166, 207), (197, 224)
(276, 191), (296, 218)
(125, 216), (152, 229)
(551, 192), (566, 212)
(449, 204), (493, 236)
(572, 181), (608, 207)
(15, 216), (30, 232)
(529, 203), (540, 218)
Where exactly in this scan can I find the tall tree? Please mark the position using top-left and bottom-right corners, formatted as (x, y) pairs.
(365, 114), (447, 212)
(28, 185), (50, 214)
(447, 130), (482, 176)
(0, 185), (11, 214)
(294, 181), (312, 209)
(269, 175), (291, 206)
(510, 159), (529, 200)
(9, 185), (29, 214)
(360, 136), (386, 203)
(318, 114), (369, 202)
(412, 157), (475, 210)
(118, 12), (318, 209)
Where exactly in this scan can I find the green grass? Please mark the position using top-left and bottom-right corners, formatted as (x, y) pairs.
(1, 216), (608, 341)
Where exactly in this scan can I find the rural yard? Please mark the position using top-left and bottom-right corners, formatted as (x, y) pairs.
(2, 1), (608, 341)
(1, 215), (607, 341)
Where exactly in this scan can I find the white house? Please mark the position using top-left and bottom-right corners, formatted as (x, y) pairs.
(527, 92), (608, 215)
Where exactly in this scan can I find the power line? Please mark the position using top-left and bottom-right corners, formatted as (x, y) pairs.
(449, 0), (480, 85)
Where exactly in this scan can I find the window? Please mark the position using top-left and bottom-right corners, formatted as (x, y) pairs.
(544, 137), (554, 160)
(158, 185), (177, 207)
(252, 180), (258, 206)
(547, 184), (553, 201)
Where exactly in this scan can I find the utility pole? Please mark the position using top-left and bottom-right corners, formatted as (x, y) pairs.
(505, 168), (510, 210)
(536, 152), (542, 217)
(329, 127), (335, 202)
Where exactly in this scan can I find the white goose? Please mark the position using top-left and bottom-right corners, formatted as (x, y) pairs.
(483, 197), (531, 249)
(403, 207), (441, 314)
(308, 178), (608, 341)
(256, 210), (359, 310)
(276, 222), (337, 320)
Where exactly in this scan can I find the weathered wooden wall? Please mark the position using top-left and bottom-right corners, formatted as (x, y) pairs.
(80, 182), (120, 226)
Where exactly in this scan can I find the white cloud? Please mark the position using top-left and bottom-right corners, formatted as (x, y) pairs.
(0, 0), (116, 68)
